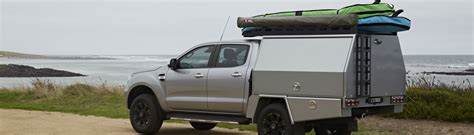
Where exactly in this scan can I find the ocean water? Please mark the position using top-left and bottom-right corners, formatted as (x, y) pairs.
(0, 55), (473, 88)
(0, 55), (175, 88)
(404, 55), (474, 87)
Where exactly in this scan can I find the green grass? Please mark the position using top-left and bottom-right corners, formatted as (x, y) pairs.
(0, 79), (129, 118)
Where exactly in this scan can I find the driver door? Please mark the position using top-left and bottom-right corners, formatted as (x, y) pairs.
(165, 45), (216, 111)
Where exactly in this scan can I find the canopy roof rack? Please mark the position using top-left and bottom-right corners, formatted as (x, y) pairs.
(241, 26), (358, 37)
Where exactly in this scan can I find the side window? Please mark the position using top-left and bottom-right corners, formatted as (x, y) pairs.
(179, 46), (215, 69)
(216, 45), (250, 67)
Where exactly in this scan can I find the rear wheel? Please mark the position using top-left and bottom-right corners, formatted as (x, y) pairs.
(130, 94), (164, 134)
(189, 122), (217, 130)
(257, 103), (304, 135)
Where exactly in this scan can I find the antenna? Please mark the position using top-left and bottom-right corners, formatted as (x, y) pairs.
(219, 16), (231, 41)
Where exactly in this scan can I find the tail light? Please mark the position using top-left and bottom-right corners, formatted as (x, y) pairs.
(391, 96), (405, 104)
(345, 98), (360, 107)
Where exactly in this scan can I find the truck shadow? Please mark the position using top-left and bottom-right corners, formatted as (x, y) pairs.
(155, 127), (253, 135)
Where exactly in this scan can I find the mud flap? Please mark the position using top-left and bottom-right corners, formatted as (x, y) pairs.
(292, 122), (306, 135)
(347, 118), (358, 132)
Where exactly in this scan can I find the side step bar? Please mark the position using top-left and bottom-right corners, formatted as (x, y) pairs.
(167, 112), (251, 125)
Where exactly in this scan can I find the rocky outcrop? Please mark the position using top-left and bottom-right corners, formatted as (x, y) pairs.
(422, 69), (474, 76)
(0, 64), (86, 77)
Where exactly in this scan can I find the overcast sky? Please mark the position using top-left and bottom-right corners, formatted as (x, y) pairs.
(0, 0), (473, 55)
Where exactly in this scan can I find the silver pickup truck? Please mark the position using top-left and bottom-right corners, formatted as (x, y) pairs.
(125, 34), (406, 135)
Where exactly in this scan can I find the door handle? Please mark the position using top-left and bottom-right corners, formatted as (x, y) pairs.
(158, 74), (166, 81)
(231, 72), (242, 77)
(194, 73), (204, 78)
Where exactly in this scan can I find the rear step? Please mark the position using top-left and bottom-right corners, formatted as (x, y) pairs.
(167, 112), (251, 125)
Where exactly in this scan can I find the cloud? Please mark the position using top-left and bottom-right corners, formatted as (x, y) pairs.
(1, 0), (472, 55)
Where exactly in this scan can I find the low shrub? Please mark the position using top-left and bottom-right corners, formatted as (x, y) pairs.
(387, 76), (474, 122)
(0, 79), (128, 118)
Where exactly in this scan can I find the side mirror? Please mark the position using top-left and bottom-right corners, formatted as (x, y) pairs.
(168, 58), (178, 70)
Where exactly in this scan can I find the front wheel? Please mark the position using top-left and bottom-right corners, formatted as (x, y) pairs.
(189, 122), (217, 130)
(130, 94), (164, 134)
(257, 103), (304, 135)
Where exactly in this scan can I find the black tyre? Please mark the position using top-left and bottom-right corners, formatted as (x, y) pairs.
(257, 103), (304, 135)
(189, 122), (217, 130)
(130, 94), (164, 134)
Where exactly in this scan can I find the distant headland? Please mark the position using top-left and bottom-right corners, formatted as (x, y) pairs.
(0, 51), (114, 60)
(0, 64), (86, 77)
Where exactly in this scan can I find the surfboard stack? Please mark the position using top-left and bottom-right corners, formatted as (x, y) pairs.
(237, 0), (411, 37)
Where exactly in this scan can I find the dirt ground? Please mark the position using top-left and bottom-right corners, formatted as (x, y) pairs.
(0, 109), (256, 135)
(359, 116), (474, 135)
(1, 109), (473, 135)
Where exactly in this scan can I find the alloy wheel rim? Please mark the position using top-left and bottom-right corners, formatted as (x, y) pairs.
(132, 101), (151, 127)
(262, 113), (286, 135)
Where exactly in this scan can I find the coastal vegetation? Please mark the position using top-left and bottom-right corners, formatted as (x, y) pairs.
(387, 76), (474, 122)
(0, 80), (125, 118)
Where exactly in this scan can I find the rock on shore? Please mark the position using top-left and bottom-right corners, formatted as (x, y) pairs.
(0, 64), (86, 77)
(422, 70), (474, 76)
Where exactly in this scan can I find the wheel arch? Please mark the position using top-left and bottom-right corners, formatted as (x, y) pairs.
(252, 96), (294, 124)
(127, 85), (158, 109)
